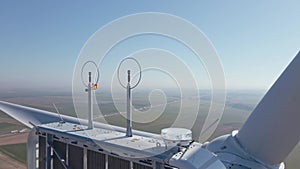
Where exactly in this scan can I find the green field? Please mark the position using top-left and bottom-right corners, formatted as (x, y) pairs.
(0, 143), (26, 164)
(0, 90), (299, 168)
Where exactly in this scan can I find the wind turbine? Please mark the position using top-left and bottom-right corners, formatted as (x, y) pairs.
(0, 52), (299, 169)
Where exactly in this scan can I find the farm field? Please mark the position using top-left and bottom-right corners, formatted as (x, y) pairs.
(0, 89), (299, 168)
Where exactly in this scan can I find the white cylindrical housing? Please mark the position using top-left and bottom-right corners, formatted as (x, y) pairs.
(237, 51), (300, 165)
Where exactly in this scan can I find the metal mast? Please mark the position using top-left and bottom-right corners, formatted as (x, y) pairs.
(87, 72), (93, 129)
(117, 57), (142, 137)
(81, 61), (99, 130)
(126, 70), (132, 137)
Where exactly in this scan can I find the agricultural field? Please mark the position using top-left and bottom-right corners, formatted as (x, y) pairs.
(0, 89), (299, 168)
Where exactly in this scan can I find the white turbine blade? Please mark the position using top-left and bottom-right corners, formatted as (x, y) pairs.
(0, 101), (160, 138)
(236, 51), (300, 165)
(0, 101), (69, 127)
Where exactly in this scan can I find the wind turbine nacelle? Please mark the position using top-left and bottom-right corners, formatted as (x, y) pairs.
(203, 131), (285, 169)
(169, 142), (226, 169)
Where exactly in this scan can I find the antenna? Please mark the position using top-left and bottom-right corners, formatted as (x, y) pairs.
(52, 103), (64, 125)
(117, 57), (142, 137)
(81, 61), (99, 130)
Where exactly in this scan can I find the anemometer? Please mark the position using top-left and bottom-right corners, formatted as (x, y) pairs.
(80, 58), (142, 136)
(117, 57), (142, 137)
(81, 61), (100, 129)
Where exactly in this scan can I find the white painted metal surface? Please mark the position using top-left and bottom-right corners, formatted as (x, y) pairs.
(0, 101), (161, 139)
(205, 132), (285, 169)
(37, 121), (225, 169)
(126, 75), (132, 137)
(169, 142), (226, 169)
(38, 122), (173, 159)
(27, 128), (38, 169)
(161, 128), (192, 141)
(237, 51), (300, 165)
(87, 72), (93, 129)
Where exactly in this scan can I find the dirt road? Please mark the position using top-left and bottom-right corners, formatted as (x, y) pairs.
(0, 132), (29, 146)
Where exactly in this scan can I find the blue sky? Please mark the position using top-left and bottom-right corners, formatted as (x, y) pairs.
(0, 1), (299, 90)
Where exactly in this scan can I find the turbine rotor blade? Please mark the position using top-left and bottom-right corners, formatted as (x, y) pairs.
(236, 51), (300, 165)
